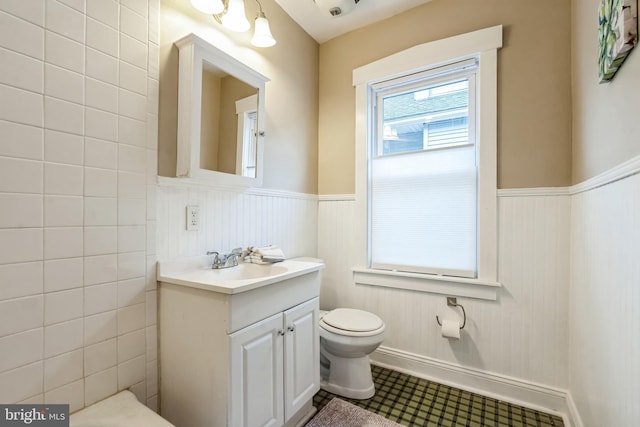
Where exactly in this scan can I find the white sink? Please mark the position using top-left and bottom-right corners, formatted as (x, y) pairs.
(157, 256), (323, 295)
(158, 256), (324, 333)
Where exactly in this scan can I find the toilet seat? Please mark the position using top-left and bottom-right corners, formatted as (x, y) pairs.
(320, 308), (385, 337)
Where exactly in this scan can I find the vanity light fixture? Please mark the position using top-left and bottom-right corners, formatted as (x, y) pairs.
(192, 0), (276, 47)
(250, 1), (276, 47)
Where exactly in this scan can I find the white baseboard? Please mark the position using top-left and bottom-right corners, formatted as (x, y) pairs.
(370, 346), (579, 427)
(565, 391), (584, 427)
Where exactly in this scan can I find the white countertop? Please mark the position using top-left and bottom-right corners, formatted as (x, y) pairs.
(157, 256), (324, 295)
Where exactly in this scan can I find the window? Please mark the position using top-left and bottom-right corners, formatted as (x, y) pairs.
(235, 95), (258, 178)
(352, 26), (502, 298)
(370, 62), (478, 278)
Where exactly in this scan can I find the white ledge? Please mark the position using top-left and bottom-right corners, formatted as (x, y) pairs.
(353, 268), (500, 300)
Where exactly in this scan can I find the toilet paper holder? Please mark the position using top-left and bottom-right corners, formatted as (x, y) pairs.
(436, 297), (466, 330)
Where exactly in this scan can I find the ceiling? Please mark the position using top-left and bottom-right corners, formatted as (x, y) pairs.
(273, 0), (432, 44)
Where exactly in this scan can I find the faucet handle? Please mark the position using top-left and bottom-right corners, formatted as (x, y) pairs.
(207, 251), (220, 263)
(230, 247), (242, 255)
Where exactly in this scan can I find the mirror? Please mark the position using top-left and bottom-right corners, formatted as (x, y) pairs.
(201, 66), (258, 178)
(175, 34), (269, 187)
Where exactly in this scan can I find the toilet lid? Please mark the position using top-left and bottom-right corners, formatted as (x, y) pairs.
(322, 308), (383, 333)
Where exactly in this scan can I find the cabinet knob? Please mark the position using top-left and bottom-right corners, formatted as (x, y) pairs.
(287, 325), (295, 333)
(277, 329), (286, 336)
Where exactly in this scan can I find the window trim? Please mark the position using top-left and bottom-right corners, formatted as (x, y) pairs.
(352, 25), (503, 299)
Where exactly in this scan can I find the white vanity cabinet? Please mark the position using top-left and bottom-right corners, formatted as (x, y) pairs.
(158, 259), (323, 427)
(230, 298), (319, 427)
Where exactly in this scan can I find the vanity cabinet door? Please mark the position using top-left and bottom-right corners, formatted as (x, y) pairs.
(230, 312), (285, 427)
(283, 297), (320, 421)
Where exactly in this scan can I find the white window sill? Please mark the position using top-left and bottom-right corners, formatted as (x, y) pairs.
(352, 268), (501, 301)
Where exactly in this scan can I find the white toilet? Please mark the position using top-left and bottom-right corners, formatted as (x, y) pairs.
(319, 308), (385, 399)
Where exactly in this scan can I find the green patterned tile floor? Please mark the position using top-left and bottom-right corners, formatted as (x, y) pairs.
(311, 365), (564, 427)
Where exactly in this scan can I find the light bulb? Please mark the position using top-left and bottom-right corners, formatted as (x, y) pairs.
(191, 0), (224, 14)
(221, 0), (251, 32)
(251, 14), (276, 47)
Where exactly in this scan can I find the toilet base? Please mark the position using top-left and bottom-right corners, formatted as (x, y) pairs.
(320, 378), (375, 400)
(319, 351), (376, 400)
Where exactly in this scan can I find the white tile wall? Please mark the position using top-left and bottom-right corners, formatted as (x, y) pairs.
(84, 254), (118, 286)
(0, 194), (43, 228)
(0, 329), (43, 373)
(44, 258), (83, 292)
(45, 98), (84, 135)
(84, 338), (117, 376)
(45, 65), (84, 105)
(44, 196), (84, 227)
(45, 130), (84, 165)
(85, 108), (118, 141)
(117, 329), (145, 362)
(85, 282), (117, 316)
(0, 262), (43, 300)
(43, 227), (83, 259)
(0, 12), (45, 60)
(44, 163), (84, 195)
(86, 47), (118, 85)
(0, 120), (44, 160)
(44, 288), (84, 325)
(84, 226), (118, 256)
(56, 0), (85, 13)
(0, 229), (43, 264)
(0, 0), (159, 411)
(0, 85), (43, 127)
(45, 1), (85, 44)
(86, 18), (119, 57)
(120, 61), (147, 95)
(0, 158), (43, 193)
(44, 318), (83, 358)
(119, 116), (145, 146)
(85, 78), (118, 114)
(44, 349), (84, 392)
(45, 31), (83, 73)
(0, 362), (44, 403)
(84, 367), (117, 406)
(1, 1), (45, 26)
(0, 47), (44, 92)
(45, 379), (84, 412)
(84, 311), (117, 347)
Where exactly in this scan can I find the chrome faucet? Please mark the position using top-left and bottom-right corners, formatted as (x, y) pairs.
(207, 248), (242, 269)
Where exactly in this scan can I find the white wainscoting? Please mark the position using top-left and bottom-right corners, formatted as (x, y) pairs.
(318, 192), (572, 417)
(156, 178), (318, 261)
(569, 173), (640, 427)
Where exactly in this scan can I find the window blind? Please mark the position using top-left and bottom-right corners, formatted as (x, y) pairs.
(370, 145), (477, 277)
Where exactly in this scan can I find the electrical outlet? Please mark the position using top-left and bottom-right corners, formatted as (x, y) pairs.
(186, 205), (199, 231)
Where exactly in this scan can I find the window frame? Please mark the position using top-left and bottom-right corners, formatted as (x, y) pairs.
(352, 26), (503, 300)
(370, 66), (479, 278)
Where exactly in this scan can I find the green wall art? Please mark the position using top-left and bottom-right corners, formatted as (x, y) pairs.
(598, 0), (638, 82)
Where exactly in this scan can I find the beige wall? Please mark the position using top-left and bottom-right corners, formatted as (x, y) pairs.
(200, 71), (222, 171)
(318, 0), (573, 193)
(159, 0), (319, 193)
(572, 0), (640, 183)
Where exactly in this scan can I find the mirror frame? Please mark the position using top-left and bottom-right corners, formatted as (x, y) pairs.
(175, 33), (269, 187)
